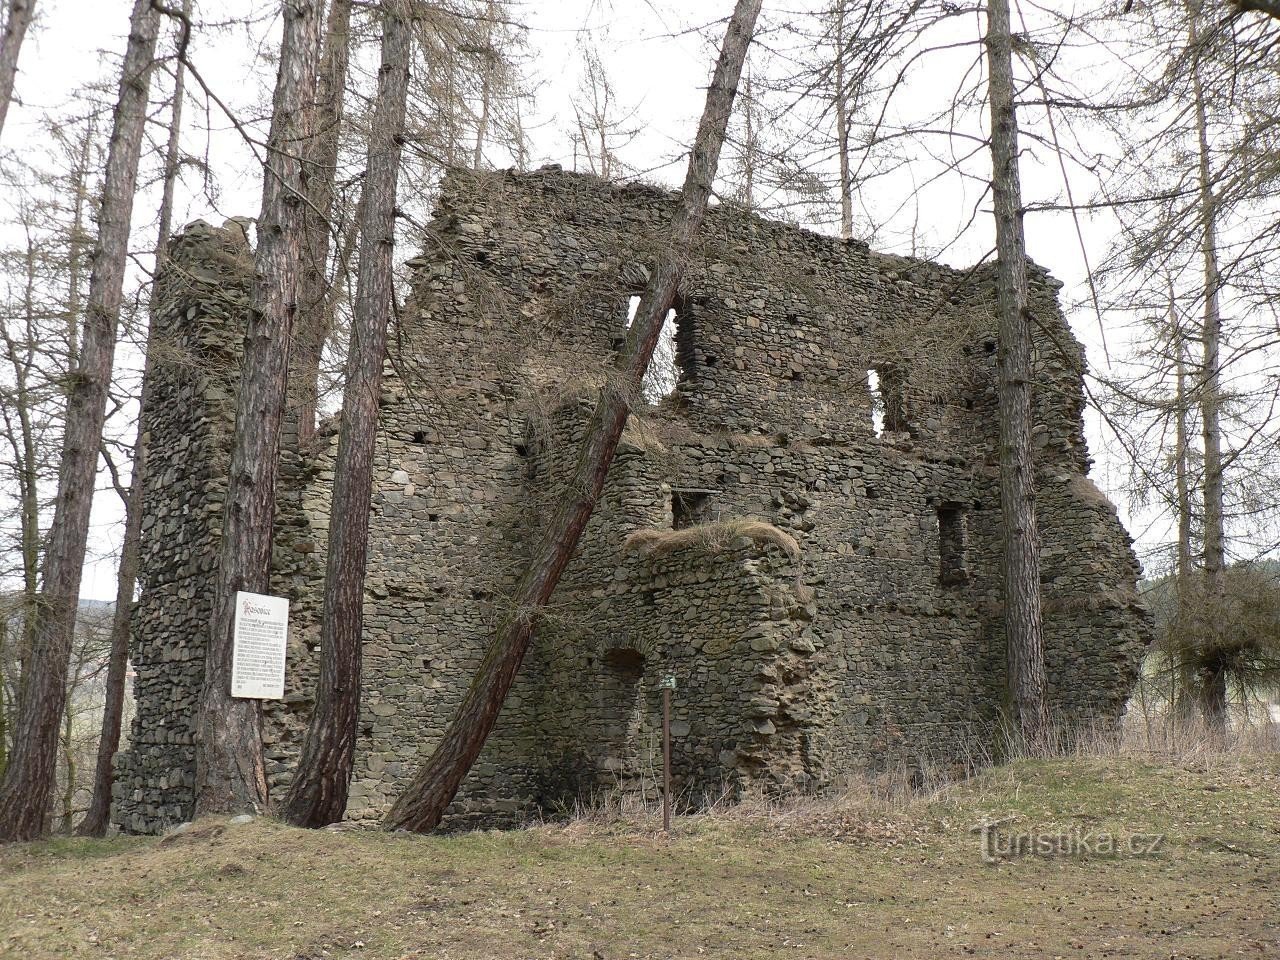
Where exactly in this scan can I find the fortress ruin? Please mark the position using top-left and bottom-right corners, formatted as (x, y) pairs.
(113, 167), (1151, 833)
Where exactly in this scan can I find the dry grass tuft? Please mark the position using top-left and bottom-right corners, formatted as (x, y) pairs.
(622, 518), (801, 560)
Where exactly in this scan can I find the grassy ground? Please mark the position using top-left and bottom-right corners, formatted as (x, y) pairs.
(2, 756), (1278, 959)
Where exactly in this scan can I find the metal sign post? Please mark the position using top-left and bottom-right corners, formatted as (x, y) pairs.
(659, 675), (676, 833)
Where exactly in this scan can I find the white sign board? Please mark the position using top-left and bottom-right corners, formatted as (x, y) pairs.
(230, 591), (289, 699)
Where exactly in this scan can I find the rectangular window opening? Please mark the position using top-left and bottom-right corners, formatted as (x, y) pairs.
(866, 369), (884, 437)
(867, 364), (909, 437)
(937, 503), (969, 586)
(628, 295), (685, 404)
(671, 489), (713, 530)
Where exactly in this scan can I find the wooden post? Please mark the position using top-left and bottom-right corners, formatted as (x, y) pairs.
(659, 674), (676, 833)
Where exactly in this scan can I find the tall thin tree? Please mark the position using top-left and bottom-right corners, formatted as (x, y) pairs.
(282, 0), (412, 828)
(77, 0), (192, 838)
(384, 0), (764, 834)
(192, 0), (323, 817)
(291, 0), (352, 448)
(0, 0), (160, 843)
(984, 0), (1049, 745)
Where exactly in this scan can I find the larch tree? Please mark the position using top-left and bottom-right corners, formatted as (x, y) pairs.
(0, 0), (161, 843)
(1186, 4), (1227, 726)
(282, 0), (413, 828)
(77, 0), (194, 838)
(384, 0), (764, 834)
(0, 0), (35, 141)
(192, 0), (323, 818)
(984, 0), (1049, 746)
(291, 0), (353, 449)
(0, 110), (101, 780)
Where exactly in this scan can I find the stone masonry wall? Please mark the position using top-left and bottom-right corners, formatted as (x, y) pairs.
(113, 223), (251, 832)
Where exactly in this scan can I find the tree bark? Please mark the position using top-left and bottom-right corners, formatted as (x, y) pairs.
(1188, 6), (1227, 733)
(834, 1), (853, 240)
(64, 117), (95, 371)
(0, 0), (35, 142)
(291, 0), (352, 448)
(76, 0), (191, 837)
(193, 0), (322, 818)
(984, 0), (1049, 748)
(383, 0), (763, 834)
(1234, 0), (1280, 20)
(0, 0), (160, 844)
(471, 0), (496, 169)
(282, 0), (412, 829)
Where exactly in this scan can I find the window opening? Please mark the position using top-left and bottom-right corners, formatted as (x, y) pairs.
(937, 503), (969, 586)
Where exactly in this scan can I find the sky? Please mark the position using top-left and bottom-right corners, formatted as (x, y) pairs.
(1, 0), (1189, 599)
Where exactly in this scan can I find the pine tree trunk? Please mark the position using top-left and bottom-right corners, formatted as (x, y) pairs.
(59, 680), (76, 833)
(282, 0), (411, 829)
(0, 0), (35, 141)
(76, 3), (192, 837)
(1189, 7), (1227, 733)
(0, 0), (160, 844)
(835, 1), (853, 240)
(193, 0), (323, 818)
(472, 0), (496, 169)
(291, 0), (352, 448)
(383, 0), (763, 834)
(984, 0), (1049, 748)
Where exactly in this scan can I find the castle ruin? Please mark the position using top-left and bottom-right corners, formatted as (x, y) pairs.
(113, 167), (1151, 833)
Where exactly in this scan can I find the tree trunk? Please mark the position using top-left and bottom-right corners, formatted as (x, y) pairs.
(0, 0), (160, 844)
(834, 1), (853, 240)
(59, 677), (76, 833)
(1188, 7), (1228, 734)
(471, 0), (496, 169)
(291, 0), (352, 448)
(383, 0), (763, 834)
(193, 0), (323, 819)
(64, 117), (95, 371)
(76, 2), (191, 838)
(0, 0), (35, 141)
(984, 0), (1049, 748)
(282, 0), (411, 829)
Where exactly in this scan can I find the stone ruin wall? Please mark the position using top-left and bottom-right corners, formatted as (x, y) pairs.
(114, 168), (1151, 833)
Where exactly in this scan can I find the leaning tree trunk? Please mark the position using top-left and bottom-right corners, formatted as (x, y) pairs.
(76, 1), (191, 837)
(383, 0), (764, 834)
(984, 0), (1049, 749)
(0, 0), (160, 844)
(0, 0), (36, 142)
(291, 0), (353, 448)
(192, 0), (323, 818)
(1189, 7), (1228, 734)
(282, 0), (412, 829)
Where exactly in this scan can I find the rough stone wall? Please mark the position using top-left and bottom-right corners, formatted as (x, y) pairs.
(116, 168), (1151, 833)
(112, 223), (251, 832)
